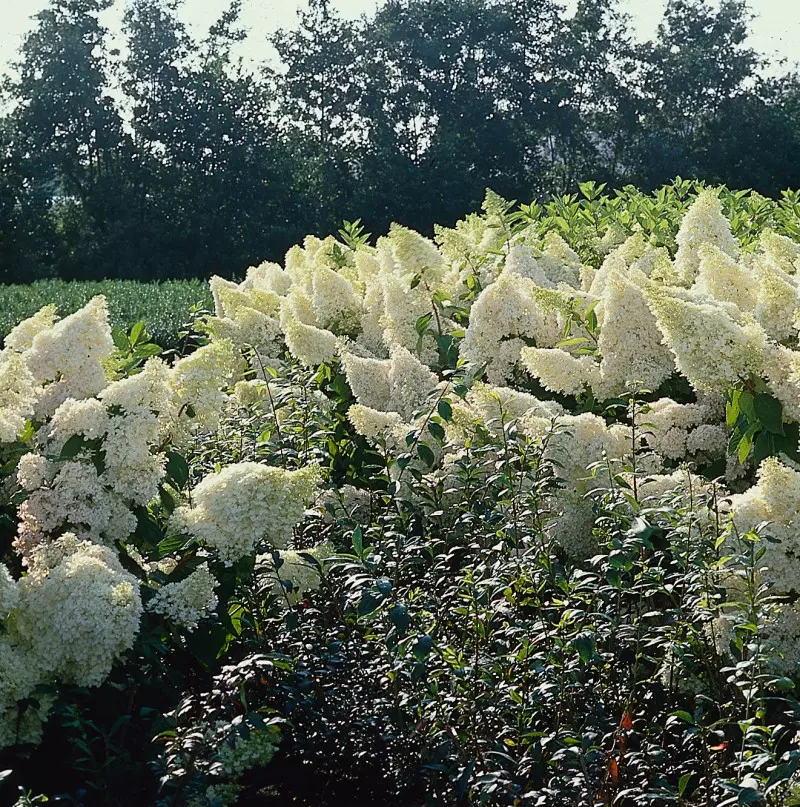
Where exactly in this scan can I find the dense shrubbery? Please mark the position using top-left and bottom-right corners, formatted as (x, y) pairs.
(3, 180), (800, 805)
(0, 280), (212, 351)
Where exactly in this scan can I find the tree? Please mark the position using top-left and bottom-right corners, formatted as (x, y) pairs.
(633, 0), (760, 187)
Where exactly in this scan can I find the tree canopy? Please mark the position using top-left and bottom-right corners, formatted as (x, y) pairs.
(1, 0), (798, 283)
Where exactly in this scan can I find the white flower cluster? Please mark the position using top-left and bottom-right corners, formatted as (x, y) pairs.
(148, 563), (219, 628)
(727, 458), (800, 595)
(170, 462), (319, 564)
(0, 535), (142, 747)
(0, 297), (297, 750)
(642, 397), (727, 461)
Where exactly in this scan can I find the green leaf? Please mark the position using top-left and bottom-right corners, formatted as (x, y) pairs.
(157, 533), (187, 558)
(753, 393), (784, 435)
(437, 399), (453, 422)
(59, 434), (86, 460)
(165, 451), (190, 489)
(726, 389), (742, 428)
(357, 590), (381, 616)
(417, 443), (435, 466)
(678, 773), (693, 797)
(752, 430), (773, 464)
(572, 633), (594, 664)
(415, 312), (433, 335)
(737, 424), (759, 464)
(428, 421), (445, 442)
(352, 526), (363, 557)
(739, 391), (756, 422)
(112, 326), (130, 352)
(133, 342), (161, 359)
(129, 321), (147, 346)
(389, 603), (411, 636)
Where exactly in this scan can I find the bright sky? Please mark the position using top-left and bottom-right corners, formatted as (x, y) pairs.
(0, 0), (798, 75)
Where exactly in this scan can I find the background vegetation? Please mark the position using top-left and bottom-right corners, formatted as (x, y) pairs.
(0, 279), (211, 349)
(2, 0), (800, 284)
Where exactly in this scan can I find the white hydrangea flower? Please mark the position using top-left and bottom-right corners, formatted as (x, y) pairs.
(759, 229), (800, 274)
(467, 382), (564, 428)
(674, 190), (739, 285)
(170, 339), (242, 432)
(341, 345), (438, 420)
(387, 224), (445, 284)
(3, 305), (59, 353)
(45, 397), (109, 455)
(148, 563), (219, 628)
(753, 256), (800, 342)
(0, 637), (52, 749)
(347, 404), (405, 444)
(692, 244), (758, 312)
(310, 265), (364, 335)
(462, 271), (566, 384)
(15, 535), (142, 687)
(520, 347), (600, 397)
(547, 488), (597, 559)
(22, 297), (114, 417)
(244, 260), (292, 296)
(503, 244), (554, 287)
(727, 458), (800, 595)
(645, 287), (768, 392)
(0, 352), (37, 443)
(233, 379), (268, 408)
(643, 397), (724, 461)
(765, 345), (800, 421)
(216, 724), (280, 778)
(15, 453), (55, 492)
(279, 300), (339, 368)
(0, 564), (19, 619)
(596, 269), (675, 396)
(379, 269), (444, 362)
(170, 462), (319, 564)
(762, 601), (800, 675)
(258, 543), (333, 606)
(536, 232), (582, 288)
(637, 468), (706, 501)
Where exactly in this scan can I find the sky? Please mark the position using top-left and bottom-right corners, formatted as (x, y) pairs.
(1, 0), (799, 75)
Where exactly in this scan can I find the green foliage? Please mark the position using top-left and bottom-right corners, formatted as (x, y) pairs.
(0, 279), (212, 351)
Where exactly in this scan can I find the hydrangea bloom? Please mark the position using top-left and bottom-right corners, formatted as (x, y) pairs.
(341, 345), (438, 419)
(0, 352), (37, 443)
(727, 458), (800, 595)
(0, 564), (19, 619)
(15, 535), (142, 687)
(674, 190), (739, 284)
(259, 543), (333, 606)
(645, 288), (768, 392)
(520, 347), (600, 396)
(3, 304), (59, 352)
(22, 296), (114, 419)
(692, 244), (757, 311)
(170, 462), (319, 564)
(759, 229), (800, 274)
(387, 223), (446, 284)
(596, 269), (675, 395)
(170, 339), (242, 432)
(148, 563), (219, 628)
(753, 256), (800, 342)
(279, 302), (339, 367)
(462, 271), (565, 384)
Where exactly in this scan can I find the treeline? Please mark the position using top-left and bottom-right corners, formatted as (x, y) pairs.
(1, 0), (800, 283)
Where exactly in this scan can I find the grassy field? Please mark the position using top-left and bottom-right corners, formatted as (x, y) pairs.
(0, 279), (213, 351)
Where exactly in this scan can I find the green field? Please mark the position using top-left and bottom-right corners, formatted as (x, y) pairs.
(0, 279), (213, 351)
